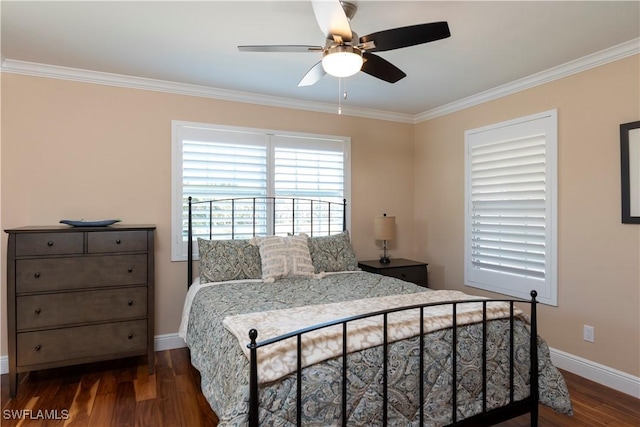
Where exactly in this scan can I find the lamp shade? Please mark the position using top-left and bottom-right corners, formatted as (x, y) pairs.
(322, 45), (363, 78)
(374, 214), (396, 241)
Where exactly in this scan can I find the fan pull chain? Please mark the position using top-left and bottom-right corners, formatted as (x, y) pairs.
(338, 78), (349, 115)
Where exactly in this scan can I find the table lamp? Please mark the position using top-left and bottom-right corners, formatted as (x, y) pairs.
(374, 213), (396, 264)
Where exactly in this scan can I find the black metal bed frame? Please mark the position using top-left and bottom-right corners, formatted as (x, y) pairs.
(247, 293), (539, 427)
(186, 196), (540, 427)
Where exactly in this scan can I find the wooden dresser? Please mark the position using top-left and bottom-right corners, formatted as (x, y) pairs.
(5, 225), (155, 397)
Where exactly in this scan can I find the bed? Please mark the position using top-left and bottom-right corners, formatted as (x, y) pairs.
(179, 197), (572, 426)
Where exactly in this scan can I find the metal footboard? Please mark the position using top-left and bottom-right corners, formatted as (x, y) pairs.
(247, 291), (539, 427)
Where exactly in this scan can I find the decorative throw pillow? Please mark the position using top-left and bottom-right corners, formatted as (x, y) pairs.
(198, 238), (262, 284)
(307, 230), (359, 273)
(252, 234), (315, 281)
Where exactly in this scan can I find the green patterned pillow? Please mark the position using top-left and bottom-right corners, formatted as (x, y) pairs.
(253, 234), (315, 282)
(198, 238), (262, 283)
(308, 231), (359, 273)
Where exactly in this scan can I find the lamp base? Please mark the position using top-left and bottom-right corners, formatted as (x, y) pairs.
(379, 256), (390, 264)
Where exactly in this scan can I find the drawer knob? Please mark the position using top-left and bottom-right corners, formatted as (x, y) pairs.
(34, 272), (41, 278)
(116, 239), (122, 244)
(34, 345), (41, 352)
(128, 300), (133, 306)
(128, 267), (133, 273)
(128, 333), (133, 339)
(47, 241), (54, 247)
(34, 308), (41, 315)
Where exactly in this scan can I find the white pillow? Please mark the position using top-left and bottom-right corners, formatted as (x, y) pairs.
(252, 234), (315, 282)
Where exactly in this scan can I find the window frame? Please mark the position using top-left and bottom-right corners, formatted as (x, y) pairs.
(464, 109), (558, 306)
(171, 120), (351, 261)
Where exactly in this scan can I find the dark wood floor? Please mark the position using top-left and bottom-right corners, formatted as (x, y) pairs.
(1, 348), (638, 426)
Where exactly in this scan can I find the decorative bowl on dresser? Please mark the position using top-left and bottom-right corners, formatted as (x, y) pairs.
(4, 224), (155, 398)
(358, 258), (429, 288)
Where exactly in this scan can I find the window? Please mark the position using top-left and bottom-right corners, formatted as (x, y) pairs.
(464, 110), (557, 306)
(171, 121), (351, 261)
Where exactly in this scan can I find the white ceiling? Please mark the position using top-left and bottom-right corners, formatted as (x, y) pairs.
(2, 1), (639, 117)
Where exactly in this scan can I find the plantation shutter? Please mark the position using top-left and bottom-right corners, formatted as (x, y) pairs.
(272, 135), (345, 200)
(271, 134), (346, 235)
(172, 122), (350, 261)
(469, 135), (547, 277)
(179, 127), (268, 241)
(465, 110), (557, 305)
(182, 127), (268, 201)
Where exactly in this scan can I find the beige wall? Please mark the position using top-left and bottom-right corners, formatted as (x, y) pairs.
(414, 55), (640, 376)
(0, 74), (415, 354)
(2, 55), (639, 380)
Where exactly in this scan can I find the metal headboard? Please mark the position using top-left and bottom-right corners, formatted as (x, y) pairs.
(187, 196), (347, 286)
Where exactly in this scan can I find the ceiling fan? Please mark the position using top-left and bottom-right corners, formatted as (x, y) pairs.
(238, 0), (451, 87)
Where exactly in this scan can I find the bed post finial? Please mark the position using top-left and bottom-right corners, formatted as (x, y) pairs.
(343, 198), (347, 231)
(248, 329), (259, 427)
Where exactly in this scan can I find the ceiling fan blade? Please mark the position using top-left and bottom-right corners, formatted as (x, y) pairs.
(361, 52), (406, 83)
(360, 22), (450, 52)
(238, 45), (323, 53)
(311, 0), (352, 42)
(298, 61), (326, 87)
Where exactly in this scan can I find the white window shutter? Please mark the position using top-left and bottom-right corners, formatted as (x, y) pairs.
(172, 122), (350, 261)
(465, 110), (557, 306)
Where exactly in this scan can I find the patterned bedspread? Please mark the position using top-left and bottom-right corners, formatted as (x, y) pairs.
(184, 272), (573, 426)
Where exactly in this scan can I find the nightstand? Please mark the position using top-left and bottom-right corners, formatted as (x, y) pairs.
(358, 258), (428, 287)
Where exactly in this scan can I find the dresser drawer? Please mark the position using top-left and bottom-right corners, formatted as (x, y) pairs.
(380, 266), (426, 285)
(16, 254), (148, 293)
(17, 320), (147, 366)
(88, 231), (147, 254)
(15, 233), (83, 257)
(16, 287), (147, 330)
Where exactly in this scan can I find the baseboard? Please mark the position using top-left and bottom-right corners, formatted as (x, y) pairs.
(153, 333), (187, 352)
(549, 347), (640, 399)
(1, 339), (638, 399)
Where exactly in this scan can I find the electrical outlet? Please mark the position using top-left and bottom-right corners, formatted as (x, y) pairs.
(583, 325), (595, 343)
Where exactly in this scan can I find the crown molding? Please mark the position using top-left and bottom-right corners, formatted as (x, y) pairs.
(1, 37), (638, 125)
(415, 37), (640, 123)
(0, 59), (415, 124)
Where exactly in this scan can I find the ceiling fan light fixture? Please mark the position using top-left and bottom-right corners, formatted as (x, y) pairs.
(322, 45), (363, 78)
